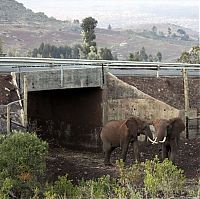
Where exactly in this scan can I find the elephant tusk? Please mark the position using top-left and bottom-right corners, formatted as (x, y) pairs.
(147, 136), (158, 144)
(159, 136), (166, 143)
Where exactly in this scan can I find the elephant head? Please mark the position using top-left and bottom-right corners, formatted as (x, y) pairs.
(147, 117), (185, 163)
(148, 118), (185, 144)
(125, 117), (153, 141)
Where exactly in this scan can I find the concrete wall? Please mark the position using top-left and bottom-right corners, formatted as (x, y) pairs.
(117, 75), (199, 139)
(105, 73), (182, 122)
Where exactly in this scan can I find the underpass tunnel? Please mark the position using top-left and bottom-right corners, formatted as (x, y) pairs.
(27, 87), (103, 150)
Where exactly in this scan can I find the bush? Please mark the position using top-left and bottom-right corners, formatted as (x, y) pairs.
(144, 156), (186, 198)
(43, 158), (187, 199)
(45, 174), (115, 199)
(45, 175), (77, 199)
(0, 131), (48, 198)
(78, 175), (115, 199)
(115, 160), (143, 199)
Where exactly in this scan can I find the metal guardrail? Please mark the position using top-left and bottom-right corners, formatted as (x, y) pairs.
(0, 57), (200, 67)
(0, 57), (199, 77)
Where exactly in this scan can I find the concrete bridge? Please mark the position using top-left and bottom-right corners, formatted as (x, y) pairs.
(0, 58), (199, 149)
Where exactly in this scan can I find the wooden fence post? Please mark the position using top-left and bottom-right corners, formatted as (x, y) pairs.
(182, 68), (189, 138)
(7, 105), (11, 134)
(23, 76), (28, 130)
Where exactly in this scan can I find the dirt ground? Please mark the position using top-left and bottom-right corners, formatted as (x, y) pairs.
(46, 137), (200, 185)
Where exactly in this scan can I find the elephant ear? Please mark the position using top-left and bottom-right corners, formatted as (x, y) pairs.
(125, 117), (138, 136)
(166, 123), (173, 136)
(168, 118), (185, 138)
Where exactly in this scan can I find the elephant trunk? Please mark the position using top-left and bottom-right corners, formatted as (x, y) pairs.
(156, 129), (167, 144)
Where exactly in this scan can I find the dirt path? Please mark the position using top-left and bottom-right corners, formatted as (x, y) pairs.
(46, 138), (200, 184)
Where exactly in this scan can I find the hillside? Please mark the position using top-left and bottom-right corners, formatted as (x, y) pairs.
(0, 0), (69, 27)
(0, 0), (199, 61)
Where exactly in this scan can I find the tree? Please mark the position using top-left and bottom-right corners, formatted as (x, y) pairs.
(181, 34), (189, 41)
(177, 45), (200, 64)
(38, 42), (45, 55)
(71, 44), (81, 59)
(98, 48), (113, 60)
(139, 47), (148, 61)
(73, 19), (80, 24)
(88, 46), (99, 60)
(148, 54), (154, 62)
(156, 51), (162, 62)
(152, 26), (157, 35)
(32, 48), (38, 57)
(107, 24), (112, 30)
(177, 29), (186, 35)
(128, 51), (140, 61)
(81, 17), (98, 58)
(168, 27), (172, 37)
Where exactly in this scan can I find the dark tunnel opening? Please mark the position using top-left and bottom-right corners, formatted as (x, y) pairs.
(27, 87), (103, 151)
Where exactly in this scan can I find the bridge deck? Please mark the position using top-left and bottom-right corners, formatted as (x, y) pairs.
(13, 66), (105, 91)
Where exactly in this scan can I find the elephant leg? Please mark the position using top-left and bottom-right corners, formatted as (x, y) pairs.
(103, 142), (114, 166)
(169, 140), (177, 163)
(121, 140), (129, 162)
(161, 144), (168, 160)
(133, 140), (140, 162)
(104, 148), (114, 166)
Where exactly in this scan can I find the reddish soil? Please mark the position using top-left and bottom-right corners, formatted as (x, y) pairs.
(46, 138), (200, 185)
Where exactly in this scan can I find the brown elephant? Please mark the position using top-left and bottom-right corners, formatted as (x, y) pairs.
(148, 117), (185, 163)
(100, 116), (153, 166)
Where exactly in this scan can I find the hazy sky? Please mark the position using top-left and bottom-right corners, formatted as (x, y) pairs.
(16, 0), (199, 30)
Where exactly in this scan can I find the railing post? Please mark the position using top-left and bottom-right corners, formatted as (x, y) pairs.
(7, 105), (11, 134)
(102, 64), (105, 85)
(182, 68), (190, 138)
(60, 65), (64, 87)
(156, 65), (160, 77)
(185, 116), (189, 139)
(23, 76), (28, 130)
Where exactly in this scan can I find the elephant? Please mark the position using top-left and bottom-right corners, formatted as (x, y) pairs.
(100, 116), (153, 166)
(148, 117), (185, 163)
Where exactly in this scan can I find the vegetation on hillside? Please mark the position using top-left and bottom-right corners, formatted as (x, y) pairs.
(139, 25), (191, 41)
(31, 17), (115, 60)
(128, 47), (162, 62)
(0, 0), (198, 60)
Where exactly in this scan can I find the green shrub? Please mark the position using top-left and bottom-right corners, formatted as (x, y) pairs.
(43, 158), (187, 199)
(144, 156), (186, 198)
(76, 175), (115, 199)
(0, 131), (48, 198)
(45, 174), (115, 199)
(114, 160), (143, 199)
(45, 175), (77, 199)
(117, 159), (143, 187)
